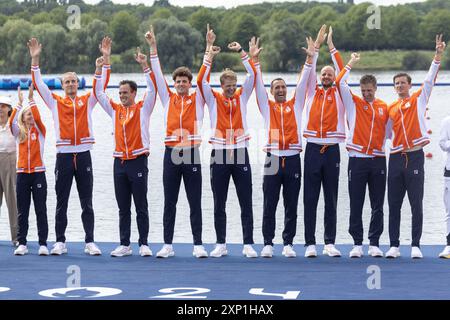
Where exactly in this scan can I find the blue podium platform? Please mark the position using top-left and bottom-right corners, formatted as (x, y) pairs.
(0, 242), (448, 300)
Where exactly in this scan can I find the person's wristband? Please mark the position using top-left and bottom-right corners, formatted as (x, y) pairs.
(237, 48), (243, 53)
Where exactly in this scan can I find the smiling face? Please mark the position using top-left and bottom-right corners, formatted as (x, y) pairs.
(174, 76), (191, 96)
(22, 109), (34, 127)
(221, 78), (237, 99)
(270, 79), (287, 103)
(360, 83), (377, 103)
(61, 72), (78, 97)
(394, 75), (412, 98)
(320, 66), (335, 89)
(119, 83), (137, 107)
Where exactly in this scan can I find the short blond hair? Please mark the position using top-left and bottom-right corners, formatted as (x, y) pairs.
(220, 69), (237, 84)
(61, 72), (78, 83)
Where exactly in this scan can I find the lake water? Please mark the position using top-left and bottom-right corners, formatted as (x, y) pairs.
(1, 70), (449, 246)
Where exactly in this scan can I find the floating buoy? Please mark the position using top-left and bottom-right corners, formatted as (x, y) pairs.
(427, 129), (433, 134)
(425, 152), (433, 158)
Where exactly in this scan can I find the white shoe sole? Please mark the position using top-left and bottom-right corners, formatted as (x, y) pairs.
(385, 254), (400, 259)
(84, 249), (102, 256)
(243, 254), (258, 258)
(38, 251), (49, 256)
(140, 252), (153, 257)
(51, 250), (67, 255)
(261, 254), (273, 258)
(349, 253), (362, 258)
(193, 253), (208, 258)
(323, 250), (341, 257)
(156, 252), (174, 258)
(282, 253), (296, 258)
(210, 250), (228, 258)
(111, 251), (132, 257)
(305, 252), (317, 258)
(14, 251), (28, 256)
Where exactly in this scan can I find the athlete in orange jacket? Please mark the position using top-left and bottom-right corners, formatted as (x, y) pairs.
(385, 34), (446, 259)
(146, 25), (208, 259)
(9, 85), (49, 256)
(94, 47), (156, 258)
(336, 53), (390, 258)
(28, 37), (111, 256)
(253, 35), (316, 258)
(303, 25), (345, 258)
(197, 33), (258, 258)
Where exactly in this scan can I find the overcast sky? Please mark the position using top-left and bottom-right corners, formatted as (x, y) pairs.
(83, 0), (425, 8)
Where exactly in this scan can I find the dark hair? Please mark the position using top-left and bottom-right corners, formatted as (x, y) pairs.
(119, 80), (138, 92)
(172, 67), (193, 82)
(270, 78), (286, 90)
(393, 73), (411, 84)
(360, 74), (377, 86)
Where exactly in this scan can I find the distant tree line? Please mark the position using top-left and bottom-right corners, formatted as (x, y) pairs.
(1, 0), (450, 73)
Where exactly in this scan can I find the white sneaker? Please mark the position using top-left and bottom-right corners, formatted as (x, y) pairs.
(349, 245), (363, 258)
(192, 245), (208, 258)
(242, 244), (258, 258)
(14, 245), (28, 256)
(282, 245), (296, 258)
(438, 245), (450, 259)
(260, 245), (273, 258)
(139, 245), (153, 257)
(368, 246), (383, 257)
(304, 245), (317, 258)
(210, 244), (228, 258)
(84, 242), (102, 256)
(38, 246), (49, 256)
(110, 245), (132, 257)
(411, 246), (423, 259)
(323, 244), (341, 257)
(156, 244), (174, 258)
(51, 242), (67, 255)
(385, 246), (400, 258)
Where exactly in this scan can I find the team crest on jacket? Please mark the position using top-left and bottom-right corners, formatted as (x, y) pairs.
(186, 99), (192, 105)
(285, 106), (291, 113)
(31, 133), (37, 140)
(378, 108), (384, 116)
(327, 95), (332, 101)
(130, 111), (134, 118)
(404, 102), (411, 108)
(78, 100), (83, 107)
(364, 105), (368, 111)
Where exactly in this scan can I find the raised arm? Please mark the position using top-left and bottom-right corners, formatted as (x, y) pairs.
(88, 36), (112, 107)
(307, 25), (327, 98)
(418, 34), (446, 112)
(28, 38), (56, 110)
(294, 36), (315, 109)
(250, 37), (269, 118)
(25, 84), (45, 136)
(197, 45), (220, 109)
(327, 26), (344, 74)
(335, 52), (359, 113)
(135, 47), (157, 117)
(9, 87), (23, 137)
(146, 25), (171, 107)
(228, 40), (255, 106)
(93, 57), (113, 118)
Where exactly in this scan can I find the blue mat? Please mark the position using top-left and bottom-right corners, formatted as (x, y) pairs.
(0, 242), (448, 300)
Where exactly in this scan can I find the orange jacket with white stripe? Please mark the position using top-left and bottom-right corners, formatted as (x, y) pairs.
(150, 53), (204, 148)
(31, 64), (110, 153)
(197, 53), (256, 149)
(94, 67), (157, 160)
(9, 100), (46, 173)
(388, 59), (440, 153)
(303, 48), (346, 144)
(254, 56), (314, 155)
(336, 64), (389, 157)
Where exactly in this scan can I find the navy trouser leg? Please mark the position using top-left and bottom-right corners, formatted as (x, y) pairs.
(367, 157), (386, 247)
(322, 144), (340, 245)
(163, 148), (182, 244)
(54, 153), (74, 243)
(303, 143), (323, 246)
(181, 147), (203, 245)
(74, 151), (95, 243)
(281, 154), (301, 246)
(231, 148), (254, 245)
(129, 155), (149, 246)
(405, 150), (424, 247)
(210, 149), (231, 244)
(32, 172), (48, 246)
(114, 158), (132, 246)
(348, 157), (369, 246)
(16, 173), (32, 246)
(388, 153), (407, 247)
(262, 154), (282, 246)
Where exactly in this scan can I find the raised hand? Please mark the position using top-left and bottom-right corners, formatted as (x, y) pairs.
(315, 24), (327, 48)
(350, 52), (360, 62)
(436, 34), (446, 56)
(206, 23), (216, 47)
(134, 47), (148, 67)
(28, 83), (34, 100)
(302, 36), (315, 57)
(145, 25), (157, 49)
(228, 41), (242, 52)
(27, 38), (42, 59)
(249, 36), (262, 59)
(99, 36), (112, 57)
(327, 26), (335, 50)
(208, 45), (221, 58)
